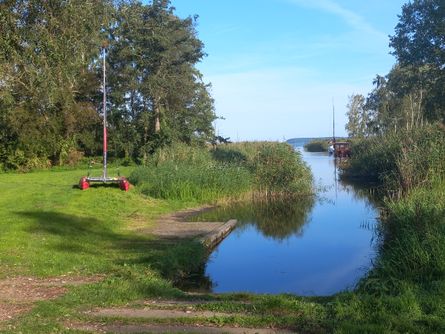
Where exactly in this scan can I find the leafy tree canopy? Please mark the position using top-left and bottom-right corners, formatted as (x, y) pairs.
(0, 0), (216, 170)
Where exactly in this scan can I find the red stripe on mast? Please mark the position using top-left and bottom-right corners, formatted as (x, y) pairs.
(103, 126), (107, 153)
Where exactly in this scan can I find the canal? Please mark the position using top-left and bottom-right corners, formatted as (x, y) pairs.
(190, 138), (379, 296)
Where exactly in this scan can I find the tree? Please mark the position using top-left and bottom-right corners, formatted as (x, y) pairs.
(0, 0), (217, 169)
(108, 0), (216, 161)
(390, 0), (445, 122)
(390, 0), (444, 68)
(345, 94), (367, 137)
(361, 75), (394, 135)
(0, 0), (109, 167)
(386, 65), (429, 130)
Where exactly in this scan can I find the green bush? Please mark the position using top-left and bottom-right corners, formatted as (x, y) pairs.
(213, 142), (313, 197)
(3, 150), (52, 172)
(253, 142), (313, 197)
(150, 142), (212, 166)
(304, 140), (329, 152)
(390, 126), (445, 194)
(342, 134), (400, 183)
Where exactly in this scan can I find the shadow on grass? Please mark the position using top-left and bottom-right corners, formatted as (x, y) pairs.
(20, 211), (110, 237)
(71, 183), (123, 190)
(16, 211), (211, 289)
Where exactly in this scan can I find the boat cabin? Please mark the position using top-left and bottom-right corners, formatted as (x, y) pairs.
(333, 142), (351, 158)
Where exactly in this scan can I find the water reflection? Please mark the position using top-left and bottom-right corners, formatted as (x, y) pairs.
(195, 196), (315, 241)
(185, 141), (379, 296)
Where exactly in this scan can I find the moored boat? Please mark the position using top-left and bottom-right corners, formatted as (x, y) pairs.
(333, 141), (351, 158)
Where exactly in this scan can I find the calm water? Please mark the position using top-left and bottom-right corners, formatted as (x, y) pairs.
(191, 139), (379, 296)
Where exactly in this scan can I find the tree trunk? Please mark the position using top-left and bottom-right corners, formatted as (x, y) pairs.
(154, 98), (161, 134)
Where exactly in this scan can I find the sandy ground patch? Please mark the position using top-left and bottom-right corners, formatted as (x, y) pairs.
(0, 275), (103, 323)
(138, 206), (231, 239)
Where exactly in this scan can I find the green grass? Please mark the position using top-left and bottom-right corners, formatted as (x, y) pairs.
(130, 161), (252, 202)
(0, 165), (226, 332)
(130, 142), (313, 202)
(331, 125), (445, 333)
(0, 186), (325, 333)
(0, 143), (321, 333)
(3, 134), (445, 333)
(0, 166), (198, 278)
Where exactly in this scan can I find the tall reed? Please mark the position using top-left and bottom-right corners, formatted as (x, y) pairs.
(130, 142), (313, 202)
(342, 125), (445, 196)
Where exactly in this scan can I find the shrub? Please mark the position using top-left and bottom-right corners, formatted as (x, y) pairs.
(213, 142), (313, 197)
(342, 134), (400, 183)
(253, 142), (312, 197)
(66, 150), (85, 166)
(304, 140), (329, 152)
(150, 142), (212, 166)
(211, 141), (265, 167)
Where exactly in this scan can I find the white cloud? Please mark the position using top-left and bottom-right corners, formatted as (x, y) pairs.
(286, 0), (386, 39)
(209, 67), (372, 141)
(195, 1), (396, 141)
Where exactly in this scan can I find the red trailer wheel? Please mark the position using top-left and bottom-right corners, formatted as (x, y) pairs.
(119, 178), (130, 191)
(79, 177), (90, 190)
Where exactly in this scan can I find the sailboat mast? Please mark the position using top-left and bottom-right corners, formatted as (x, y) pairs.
(103, 47), (108, 179)
(332, 99), (336, 143)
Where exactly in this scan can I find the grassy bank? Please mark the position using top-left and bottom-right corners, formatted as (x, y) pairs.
(3, 135), (444, 333)
(330, 125), (445, 333)
(0, 142), (322, 333)
(341, 126), (445, 191)
(0, 165), (202, 279)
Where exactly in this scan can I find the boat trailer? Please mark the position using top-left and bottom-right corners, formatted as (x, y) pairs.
(79, 47), (129, 192)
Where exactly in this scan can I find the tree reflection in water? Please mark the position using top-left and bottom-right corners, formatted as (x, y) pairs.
(180, 196), (315, 291)
(192, 195), (315, 241)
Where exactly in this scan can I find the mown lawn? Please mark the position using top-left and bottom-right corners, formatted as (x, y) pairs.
(0, 166), (192, 278)
(0, 166), (214, 332)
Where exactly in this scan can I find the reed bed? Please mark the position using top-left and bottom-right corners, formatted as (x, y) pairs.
(303, 139), (330, 152)
(333, 124), (445, 332)
(129, 142), (313, 203)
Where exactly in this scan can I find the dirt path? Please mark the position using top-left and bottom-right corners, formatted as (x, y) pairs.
(137, 206), (225, 239)
(68, 299), (296, 334)
(0, 275), (103, 323)
(70, 323), (294, 334)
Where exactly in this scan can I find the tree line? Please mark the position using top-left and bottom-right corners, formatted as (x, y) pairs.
(0, 0), (216, 170)
(345, 0), (444, 137)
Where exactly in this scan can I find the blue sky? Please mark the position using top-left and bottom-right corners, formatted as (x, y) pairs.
(171, 0), (408, 140)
